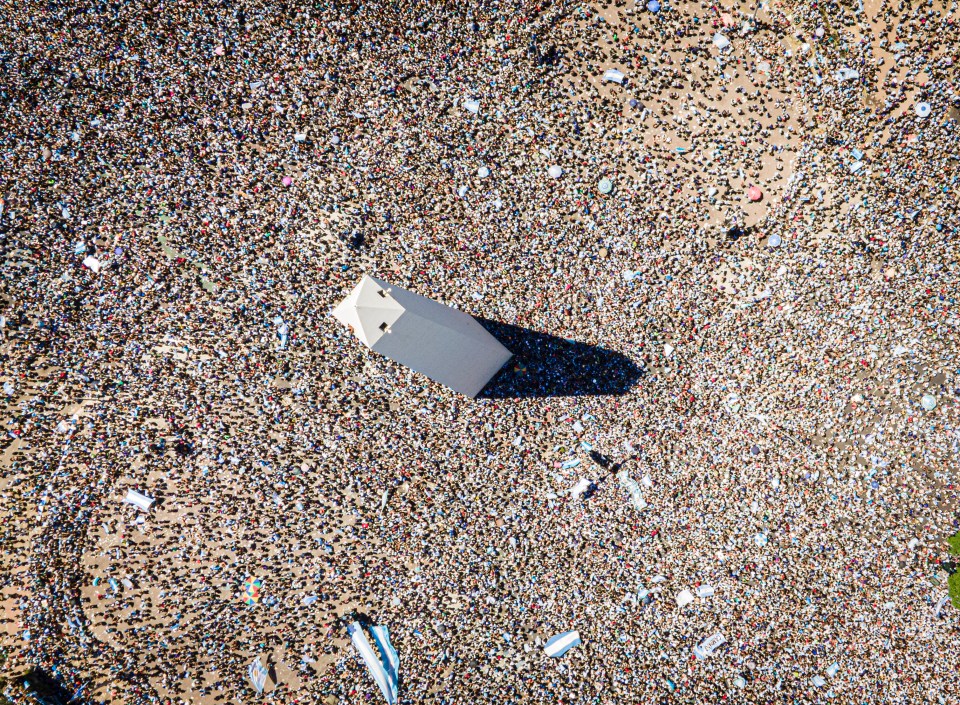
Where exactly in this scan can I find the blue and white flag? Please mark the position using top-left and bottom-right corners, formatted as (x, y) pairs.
(248, 657), (268, 694)
(348, 622), (399, 704)
(544, 630), (581, 658)
(371, 626), (399, 698)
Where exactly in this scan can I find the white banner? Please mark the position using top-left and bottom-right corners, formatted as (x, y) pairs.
(693, 632), (726, 659)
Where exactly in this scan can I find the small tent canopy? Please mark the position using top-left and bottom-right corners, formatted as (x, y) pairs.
(123, 490), (155, 512)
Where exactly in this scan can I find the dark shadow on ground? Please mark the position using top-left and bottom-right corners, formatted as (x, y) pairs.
(476, 317), (643, 398)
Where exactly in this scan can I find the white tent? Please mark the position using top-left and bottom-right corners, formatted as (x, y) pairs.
(123, 490), (155, 512)
(331, 275), (512, 398)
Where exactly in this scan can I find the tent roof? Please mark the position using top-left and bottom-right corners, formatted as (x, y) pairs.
(331, 275), (405, 346)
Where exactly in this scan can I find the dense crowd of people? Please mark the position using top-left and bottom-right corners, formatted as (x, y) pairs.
(1, 0), (959, 703)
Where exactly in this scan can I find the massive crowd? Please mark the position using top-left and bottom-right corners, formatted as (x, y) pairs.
(1, 0), (959, 703)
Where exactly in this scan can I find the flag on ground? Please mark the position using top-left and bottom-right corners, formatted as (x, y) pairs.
(248, 657), (268, 694)
(544, 630), (581, 658)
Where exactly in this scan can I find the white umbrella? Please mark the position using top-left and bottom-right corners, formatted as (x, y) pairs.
(916, 102), (931, 118)
(548, 165), (563, 178)
(598, 178), (613, 194)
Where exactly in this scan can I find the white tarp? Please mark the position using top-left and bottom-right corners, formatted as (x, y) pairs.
(248, 657), (268, 694)
(544, 630), (581, 657)
(123, 490), (155, 512)
(331, 275), (512, 398)
(463, 99), (480, 114)
(693, 632), (726, 659)
(348, 622), (399, 704)
(676, 590), (695, 608)
(713, 34), (731, 50)
(83, 256), (102, 273)
(695, 585), (715, 598)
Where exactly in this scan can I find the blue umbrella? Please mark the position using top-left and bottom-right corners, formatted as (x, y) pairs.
(647, 0), (661, 11)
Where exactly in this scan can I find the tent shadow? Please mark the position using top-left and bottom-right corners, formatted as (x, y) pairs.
(475, 317), (643, 399)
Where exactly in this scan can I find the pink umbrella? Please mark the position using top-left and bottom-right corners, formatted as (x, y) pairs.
(282, 176), (293, 187)
(747, 185), (763, 202)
